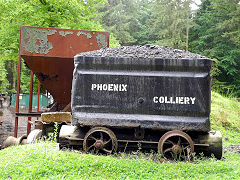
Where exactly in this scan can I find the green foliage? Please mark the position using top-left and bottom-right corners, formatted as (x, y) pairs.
(98, 0), (195, 48)
(20, 61), (40, 93)
(210, 91), (240, 146)
(0, 0), (108, 59)
(190, 0), (240, 96)
(130, 0), (155, 45)
(149, 0), (193, 49)
(3, 59), (17, 93)
(46, 122), (59, 142)
(0, 0), (116, 93)
(0, 59), (9, 93)
(97, 0), (138, 45)
(109, 33), (121, 48)
(98, 0), (158, 46)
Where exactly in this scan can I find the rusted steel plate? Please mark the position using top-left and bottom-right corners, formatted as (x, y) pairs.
(20, 26), (109, 108)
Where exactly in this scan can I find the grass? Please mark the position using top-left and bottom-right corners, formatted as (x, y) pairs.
(0, 142), (240, 179)
(211, 92), (240, 146)
(0, 91), (239, 179)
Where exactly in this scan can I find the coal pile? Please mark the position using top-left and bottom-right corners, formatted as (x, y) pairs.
(77, 45), (207, 59)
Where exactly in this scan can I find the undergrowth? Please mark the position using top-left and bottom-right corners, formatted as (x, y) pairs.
(210, 92), (240, 146)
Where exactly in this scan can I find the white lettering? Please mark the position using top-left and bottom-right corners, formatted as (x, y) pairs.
(184, 97), (190, 104)
(91, 84), (97, 90)
(159, 97), (164, 103)
(179, 97), (184, 104)
(165, 96), (170, 103)
(119, 84), (122, 91)
(153, 97), (158, 103)
(122, 84), (127, 92)
(108, 84), (113, 91)
(113, 84), (119, 91)
(190, 97), (196, 104)
(176, 97), (179, 104)
(153, 96), (196, 105)
(91, 84), (127, 92)
(170, 97), (175, 104)
(103, 84), (108, 91)
(97, 84), (102, 91)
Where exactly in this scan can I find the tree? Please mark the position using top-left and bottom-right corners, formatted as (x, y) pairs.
(149, 0), (193, 50)
(0, 0), (110, 93)
(190, 0), (240, 96)
(97, 0), (139, 45)
(0, 60), (9, 93)
(129, 0), (154, 45)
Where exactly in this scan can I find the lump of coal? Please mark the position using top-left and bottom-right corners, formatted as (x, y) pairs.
(76, 45), (206, 59)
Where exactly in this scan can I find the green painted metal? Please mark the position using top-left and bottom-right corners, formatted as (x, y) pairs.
(11, 93), (50, 107)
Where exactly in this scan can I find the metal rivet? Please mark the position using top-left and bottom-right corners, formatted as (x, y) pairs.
(138, 98), (144, 104)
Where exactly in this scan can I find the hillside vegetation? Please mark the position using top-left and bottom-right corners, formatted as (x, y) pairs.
(0, 92), (239, 179)
(211, 92), (240, 145)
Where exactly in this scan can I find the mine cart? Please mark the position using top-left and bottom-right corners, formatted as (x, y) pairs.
(57, 45), (222, 160)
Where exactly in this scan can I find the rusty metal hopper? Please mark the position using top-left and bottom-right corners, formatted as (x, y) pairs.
(20, 26), (109, 109)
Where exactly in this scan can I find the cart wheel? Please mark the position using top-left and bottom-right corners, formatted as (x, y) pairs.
(27, 129), (42, 144)
(158, 130), (194, 161)
(83, 127), (118, 154)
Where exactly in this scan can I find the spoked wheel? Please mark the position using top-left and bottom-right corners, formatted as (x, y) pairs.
(83, 127), (118, 154)
(158, 130), (194, 161)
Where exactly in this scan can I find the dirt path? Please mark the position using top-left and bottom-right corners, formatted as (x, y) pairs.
(0, 96), (39, 146)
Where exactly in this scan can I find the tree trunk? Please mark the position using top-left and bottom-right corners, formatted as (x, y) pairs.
(12, 61), (17, 91)
(186, 23), (189, 52)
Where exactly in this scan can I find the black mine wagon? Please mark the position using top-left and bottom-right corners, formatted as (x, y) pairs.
(57, 45), (222, 160)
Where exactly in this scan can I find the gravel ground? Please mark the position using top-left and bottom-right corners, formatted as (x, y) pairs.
(224, 145), (240, 153)
(0, 97), (39, 146)
(76, 45), (207, 59)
